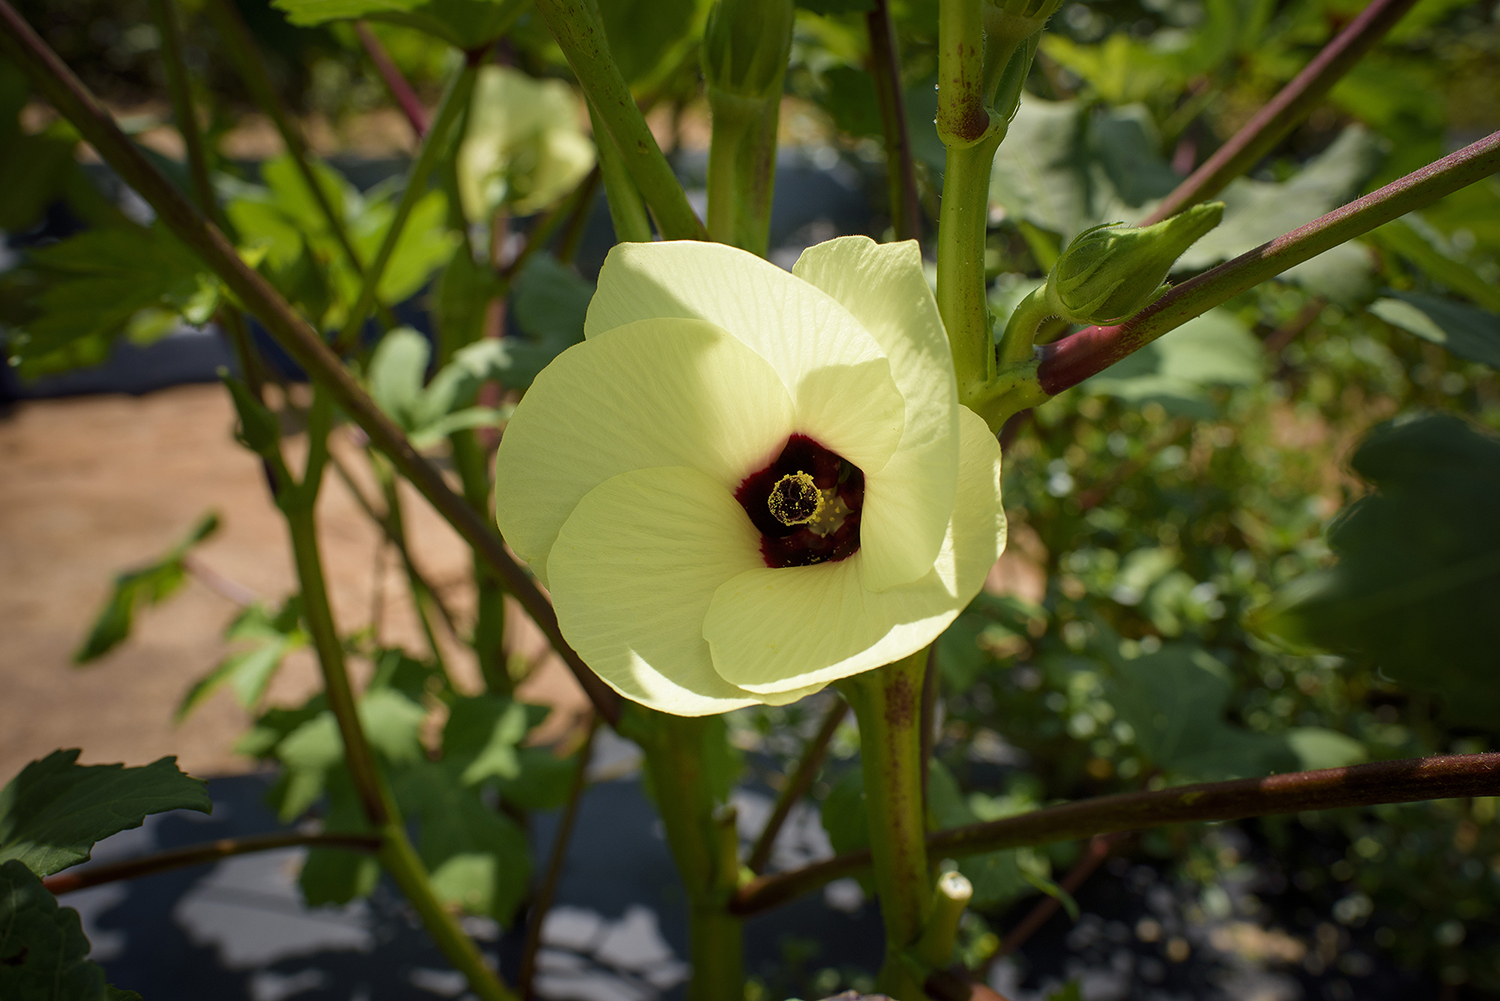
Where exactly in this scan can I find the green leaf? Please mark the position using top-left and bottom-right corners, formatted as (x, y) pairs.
(0, 751), (210, 877)
(928, 762), (1034, 909)
(820, 66), (883, 139)
(394, 762), (531, 923)
(266, 712), (344, 822)
(1108, 645), (1292, 781)
(819, 766), (869, 857)
(1368, 292), (1500, 369)
(367, 327), (432, 430)
(1371, 218), (1500, 313)
(1083, 307), (1263, 417)
(599, 0), (706, 88)
(435, 246), (506, 351)
(1249, 414), (1500, 728)
(298, 767), (379, 907)
(1284, 727), (1367, 771)
(177, 599), (308, 721)
(272, 0), (526, 48)
(496, 747), (579, 811)
(443, 696), (541, 785)
(74, 513), (221, 663)
(0, 860), (110, 1001)
(358, 690), (427, 766)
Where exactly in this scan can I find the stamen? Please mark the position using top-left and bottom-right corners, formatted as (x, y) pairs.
(768, 471), (822, 526)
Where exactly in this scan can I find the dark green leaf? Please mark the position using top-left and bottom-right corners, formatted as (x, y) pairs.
(0, 752), (210, 877)
(599, 0), (704, 88)
(0, 860), (109, 1001)
(1249, 414), (1500, 728)
(298, 767), (379, 907)
(74, 513), (220, 663)
(819, 766), (868, 856)
(1371, 218), (1500, 313)
(821, 66), (882, 139)
(496, 747), (579, 812)
(1369, 292), (1500, 369)
(443, 696), (545, 785)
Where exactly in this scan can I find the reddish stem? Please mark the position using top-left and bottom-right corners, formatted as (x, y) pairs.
(355, 20), (429, 138)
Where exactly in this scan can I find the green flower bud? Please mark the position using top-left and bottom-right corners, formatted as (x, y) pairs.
(1044, 202), (1224, 325)
(702, 0), (795, 100)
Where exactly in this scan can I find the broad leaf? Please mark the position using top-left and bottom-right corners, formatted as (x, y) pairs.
(74, 512), (220, 663)
(298, 767), (379, 907)
(1249, 414), (1500, 728)
(1368, 292), (1500, 369)
(443, 696), (545, 786)
(1371, 217), (1500, 313)
(0, 751), (210, 877)
(0, 860), (111, 1001)
(599, 0), (706, 90)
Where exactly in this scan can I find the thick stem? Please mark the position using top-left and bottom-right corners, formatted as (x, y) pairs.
(43, 831), (383, 894)
(632, 712), (744, 1001)
(1036, 130), (1500, 396)
(995, 285), (1050, 369)
(589, 99), (653, 243)
(936, 0), (990, 147)
(355, 20), (429, 137)
(866, 0), (922, 243)
(337, 53), (483, 350)
(938, 132), (1005, 404)
(838, 650), (932, 1000)
(1143, 0), (1423, 224)
(533, 0), (706, 241)
(746, 699), (848, 875)
(0, 4), (624, 726)
(731, 751), (1500, 916)
(706, 87), (781, 256)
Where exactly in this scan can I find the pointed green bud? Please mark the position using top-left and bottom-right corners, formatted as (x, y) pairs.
(702, 0), (795, 100)
(1044, 202), (1224, 325)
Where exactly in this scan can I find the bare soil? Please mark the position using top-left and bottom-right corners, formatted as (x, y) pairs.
(0, 384), (588, 782)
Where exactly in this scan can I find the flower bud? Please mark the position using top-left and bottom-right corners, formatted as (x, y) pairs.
(1044, 202), (1224, 325)
(702, 0), (795, 100)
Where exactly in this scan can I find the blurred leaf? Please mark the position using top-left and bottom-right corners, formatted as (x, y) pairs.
(443, 696), (545, 785)
(929, 762), (1033, 909)
(820, 766), (868, 856)
(299, 767), (379, 907)
(1372, 219), (1500, 313)
(1083, 307), (1263, 417)
(0, 860), (110, 1001)
(1284, 727), (1367, 770)
(496, 747), (580, 811)
(272, 0), (526, 48)
(1368, 293), (1500, 369)
(821, 65), (883, 138)
(797, 0), (874, 11)
(358, 690), (427, 766)
(435, 246), (506, 351)
(1249, 414), (1500, 728)
(394, 761), (531, 922)
(367, 326), (432, 429)
(0, 751), (210, 877)
(499, 252), (593, 387)
(177, 598), (308, 721)
(599, 0), (706, 89)
(74, 512), (221, 663)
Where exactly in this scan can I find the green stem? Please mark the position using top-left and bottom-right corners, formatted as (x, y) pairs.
(378, 819), (516, 1001)
(937, 131), (1004, 405)
(866, 0), (921, 243)
(534, 0), (706, 241)
(995, 285), (1050, 368)
(373, 453), (455, 685)
(150, 0), (217, 226)
(838, 649), (932, 1000)
(630, 711), (744, 1001)
(0, 0), (624, 726)
(935, 0), (990, 148)
(705, 88), (781, 255)
(746, 699), (848, 875)
(451, 428), (511, 695)
(337, 54), (483, 350)
(589, 99), (653, 243)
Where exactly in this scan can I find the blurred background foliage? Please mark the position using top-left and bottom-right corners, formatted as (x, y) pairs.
(2, 0), (1498, 995)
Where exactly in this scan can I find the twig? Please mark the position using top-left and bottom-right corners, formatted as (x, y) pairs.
(1142, 0), (1422, 224)
(518, 716), (600, 999)
(1035, 130), (1500, 396)
(355, 20), (429, 138)
(43, 830), (383, 895)
(994, 831), (1124, 959)
(866, 0), (922, 243)
(0, 5), (624, 727)
(180, 553), (257, 607)
(746, 700), (849, 875)
(731, 751), (1500, 915)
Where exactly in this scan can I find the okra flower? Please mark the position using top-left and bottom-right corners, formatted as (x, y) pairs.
(495, 238), (1005, 715)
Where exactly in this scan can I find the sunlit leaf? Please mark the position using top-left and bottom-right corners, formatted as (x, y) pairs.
(1368, 293), (1500, 369)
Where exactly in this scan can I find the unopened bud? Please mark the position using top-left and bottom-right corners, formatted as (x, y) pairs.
(1045, 202), (1224, 324)
(702, 0), (795, 100)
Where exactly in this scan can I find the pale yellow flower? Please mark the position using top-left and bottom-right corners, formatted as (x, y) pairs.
(495, 238), (1005, 715)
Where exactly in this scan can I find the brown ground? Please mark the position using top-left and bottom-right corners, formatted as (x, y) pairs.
(0, 384), (588, 782)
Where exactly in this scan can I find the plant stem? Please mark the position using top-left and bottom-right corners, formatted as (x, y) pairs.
(630, 711), (744, 1001)
(0, 4), (625, 726)
(518, 716), (599, 1000)
(731, 751), (1500, 916)
(867, 0), (922, 243)
(378, 817), (517, 1001)
(1035, 129), (1500, 396)
(994, 285), (1049, 369)
(355, 20), (429, 137)
(994, 832), (1121, 958)
(150, 0), (217, 226)
(746, 699), (848, 875)
(706, 87), (781, 255)
(1142, 0), (1422, 224)
(935, 0), (990, 148)
(838, 649), (932, 1000)
(372, 452), (455, 683)
(533, 0), (707, 241)
(336, 52), (483, 350)
(589, 99), (653, 243)
(938, 131), (1005, 405)
(42, 831), (383, 895)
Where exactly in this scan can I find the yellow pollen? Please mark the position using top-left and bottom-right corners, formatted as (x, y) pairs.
(768, 471), (821, 526)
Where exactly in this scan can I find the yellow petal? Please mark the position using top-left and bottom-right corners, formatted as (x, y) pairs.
(495, 317), (794, 585)
(704, 407), (1005, 694)
(793, 237), (960, 592)
(548, 465), (799, 716)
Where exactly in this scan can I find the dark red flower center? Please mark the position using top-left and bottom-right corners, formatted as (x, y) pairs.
(736, 434), (864, 568)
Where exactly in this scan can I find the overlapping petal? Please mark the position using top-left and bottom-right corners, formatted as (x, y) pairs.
(793, 238), (960, 592)
(703, 407), (1005, 694)
(495, 317), (794, 584)
(547, 466), (815, 715)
